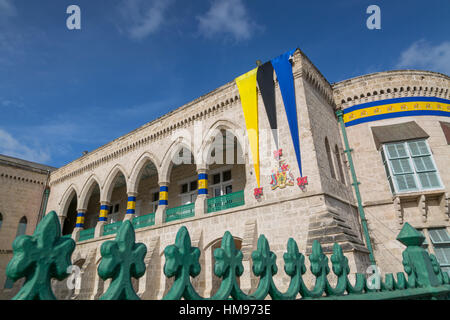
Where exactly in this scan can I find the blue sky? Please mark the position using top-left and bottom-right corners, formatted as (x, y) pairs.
(0, 0), (449, 167)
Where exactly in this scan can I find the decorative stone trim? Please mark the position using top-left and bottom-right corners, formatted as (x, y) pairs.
(332, 70), (450, 110)
(0, 173), (45, 185)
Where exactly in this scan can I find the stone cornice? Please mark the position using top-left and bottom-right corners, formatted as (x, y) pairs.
(332, 70), (450, 110)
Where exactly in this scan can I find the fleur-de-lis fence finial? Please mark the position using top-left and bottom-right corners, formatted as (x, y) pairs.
(98, 220), (147, 300)
(6, 211), (75, 300)
(163, 226), (202, 300)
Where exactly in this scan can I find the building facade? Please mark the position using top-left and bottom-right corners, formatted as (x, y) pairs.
(0, 155), (54, 299)
(1, 48), (449, 299)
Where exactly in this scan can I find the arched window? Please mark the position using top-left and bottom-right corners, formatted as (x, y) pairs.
(335, 145), (346, 184)
(15, 217), (27, 238)
(325, 138), (336, 179)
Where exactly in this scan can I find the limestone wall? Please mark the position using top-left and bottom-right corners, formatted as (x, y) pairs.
(332, 70), (450, 274)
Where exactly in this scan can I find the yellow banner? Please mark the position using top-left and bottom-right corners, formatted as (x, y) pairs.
(236, 68), (260, 188)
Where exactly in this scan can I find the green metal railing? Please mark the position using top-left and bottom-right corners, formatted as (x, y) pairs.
(78, 227), (95, 242)
(103, 221), (123, 236)
(132, 213), (155, 229)
(6, 211), (450, 300)
(207, 190), (245, 213)
(165, 203), (195, 222)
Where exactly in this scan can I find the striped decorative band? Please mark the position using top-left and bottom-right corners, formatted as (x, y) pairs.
(159, 186), (169, 205)
(99, 204), (109, 221)
(198, 173), (208, 194)
(198, 173), (208, 180)
(126, 197), (136, 215)
(75, 212), (85, 227)
(343, 97), (450, 127)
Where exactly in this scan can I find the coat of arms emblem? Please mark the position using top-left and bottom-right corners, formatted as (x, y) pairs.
(270, 149), (295, 189)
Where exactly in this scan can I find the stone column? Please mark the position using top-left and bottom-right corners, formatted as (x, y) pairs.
(71, 209), (86, 242)
(94, 201), (110, 237)
(124, 192), (138, 221)
(155, 182), (169, 225)
(195, 168), (208, 217)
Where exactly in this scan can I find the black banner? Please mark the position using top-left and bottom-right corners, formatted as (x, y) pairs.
(257, 61), (278, 149)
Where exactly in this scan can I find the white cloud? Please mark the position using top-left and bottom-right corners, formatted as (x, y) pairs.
(0, 128), (50, 163)
(0, 0), (16, 18)
(396, 40), (450, 75)
(197, 0), (259, 42)
(117, 0), (173, 40)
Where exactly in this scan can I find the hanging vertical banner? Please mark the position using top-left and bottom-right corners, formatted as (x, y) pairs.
(257, 62), (278, 149)
(271, 49), (303, 177)
(235, 67), (260, 188)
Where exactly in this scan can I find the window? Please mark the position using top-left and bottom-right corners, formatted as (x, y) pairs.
(180, 178), (198, 205)
(440, 122), (450, 145)
(134, 200), (142, 217)
(150, 191), (159, 213)
(15, 217), (27, 238)
(325, 138), (336, 179)
(4, 277), (14, 289)
(335, 145), (345, 184)
(0, 213), (3, 230)
(421, 228), (450, 276)
(190, 181), (198, 192)
(210, 169), (233, 197)
(381, 140), (442, 193)
(108, 203), (120, 224)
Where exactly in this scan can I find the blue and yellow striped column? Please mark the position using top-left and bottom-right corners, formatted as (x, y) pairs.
(159, 185), (168, 206)
(75, 210), (86, 228)
(126, 194), (137, 216)
(98, 202), (110, 222)
(198, 172), (208, 195)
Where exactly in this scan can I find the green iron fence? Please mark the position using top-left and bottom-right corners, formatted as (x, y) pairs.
(78, 227), (95, 242)
(165, 203), (195, 222)
(132, 213), (155, 229)
(103, 221), (123, 236)
(5, 211), (450, 300)
(207, 190), (245, 213)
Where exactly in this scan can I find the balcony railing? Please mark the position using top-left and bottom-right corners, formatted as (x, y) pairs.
(165, 203), (195, 222)
(207, 190), (245, 213)
(132, 213), (155, 229)
(103, 221), (123, 236)
(79, 228), (95, 242)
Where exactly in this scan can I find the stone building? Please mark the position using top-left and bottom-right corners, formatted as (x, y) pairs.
(0, 154), (55, 299)
(1, 48), (449, 299)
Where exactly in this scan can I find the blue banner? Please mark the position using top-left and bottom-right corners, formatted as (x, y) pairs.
(271, 49), (302, 176)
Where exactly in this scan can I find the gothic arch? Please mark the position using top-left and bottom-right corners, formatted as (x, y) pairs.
(160, 138), (198, 182)
(128, 152), (161, 194)
(200, 120), (247, 166)
(59, 184), (79, 217)
(102, 164), (129, 202)
(79, 174), (102, 210)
